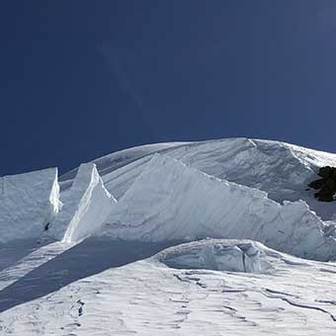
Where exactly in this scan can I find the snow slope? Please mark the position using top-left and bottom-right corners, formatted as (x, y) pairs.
(0, 168), (60, 243)
(102, 153), (336, 261)
(165, 138), (336, 220)
(0, 239), (336, 335)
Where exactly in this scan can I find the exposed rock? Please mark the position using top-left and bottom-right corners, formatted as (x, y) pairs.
(308, 178), (324, 190)
(318, 166), (336, 179)
(309, 166), (336, 202)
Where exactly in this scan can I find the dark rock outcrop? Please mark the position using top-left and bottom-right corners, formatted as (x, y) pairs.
(309, 166), (336, 202)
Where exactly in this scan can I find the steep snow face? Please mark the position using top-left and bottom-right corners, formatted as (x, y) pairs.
(102, 154), (336, 261)
(155, 239), (274, 274)
(0, 168), (60, 243)
(66, 138), (336, 220)
(166, 139), (336, 220)
(50, 163), (116, 243)
(168, 139), (314, 200)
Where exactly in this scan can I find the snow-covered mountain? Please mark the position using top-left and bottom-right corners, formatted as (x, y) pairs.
(0, 138), (336, 335)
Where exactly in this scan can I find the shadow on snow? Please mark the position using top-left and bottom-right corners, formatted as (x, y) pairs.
(0, 238), (178, 313)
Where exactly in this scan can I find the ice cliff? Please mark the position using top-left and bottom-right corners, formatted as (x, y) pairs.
(0, 168), (60, 243)
(102, 154), (336, 260)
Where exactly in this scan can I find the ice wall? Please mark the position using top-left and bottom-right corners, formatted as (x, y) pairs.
(0, 168), (60, 243)
(102, 154), (336, 261)
(50, 163), (116, 242)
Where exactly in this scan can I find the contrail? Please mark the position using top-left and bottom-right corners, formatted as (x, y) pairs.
(100, 45), (145, 112)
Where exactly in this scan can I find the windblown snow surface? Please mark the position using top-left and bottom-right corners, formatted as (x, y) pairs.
(1, 138), (336, 335)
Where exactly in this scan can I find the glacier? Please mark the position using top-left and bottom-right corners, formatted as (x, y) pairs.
(0, 138), (336, 335)
(102, 153), (336, 260)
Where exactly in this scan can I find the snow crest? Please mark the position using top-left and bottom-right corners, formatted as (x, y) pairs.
(67, 138), (336, 220)
(50, 163), (116, 242)
(103, 154), (336, 261)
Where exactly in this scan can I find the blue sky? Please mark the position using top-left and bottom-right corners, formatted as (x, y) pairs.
(1, 0), (336, 175)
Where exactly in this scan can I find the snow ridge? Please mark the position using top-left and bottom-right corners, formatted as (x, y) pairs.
(103, 154), (336, 260)
(65, 138), (336, 221)
(50, 163), (116, 243)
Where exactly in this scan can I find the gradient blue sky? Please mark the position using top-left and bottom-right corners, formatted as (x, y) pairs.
(1, 0), (336, 175)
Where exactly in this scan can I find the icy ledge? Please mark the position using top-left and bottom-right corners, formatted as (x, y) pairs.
(102, 154), (336, 261)
(50, 163), (116, 242)
(0, 168), (60, 243)
(154, 239), (294, 274)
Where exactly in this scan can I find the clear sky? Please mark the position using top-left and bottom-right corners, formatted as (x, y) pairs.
(1, 0), (336, 175)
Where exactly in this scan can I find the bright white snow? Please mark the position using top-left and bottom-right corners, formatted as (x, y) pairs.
(50, 163), (116, 243)
(0, 239), (335, 335)
(61, 138), (336, 220)
(102, 153), (336, 261)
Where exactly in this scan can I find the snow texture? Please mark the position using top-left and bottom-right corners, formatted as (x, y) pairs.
(0, 168), (60, 243)
(103, 153), (336, 261)
(1, 239), (335, 335)
(50, 163), (116, 243)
